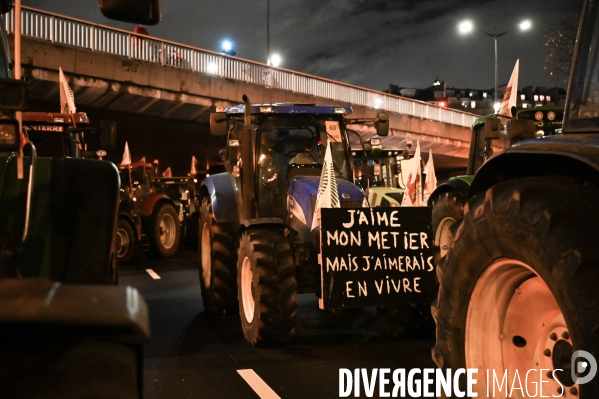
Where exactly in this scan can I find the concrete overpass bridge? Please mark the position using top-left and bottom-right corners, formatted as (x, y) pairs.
(6, 6), (477, 177)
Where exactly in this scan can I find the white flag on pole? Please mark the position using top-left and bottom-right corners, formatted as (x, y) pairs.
(498, 59), (519, 125)
(401, 140), (422, 207)
(311, 142), (340, 231)
(139, 156), (146, 164)
(162, 167), (172, 178)
(59, 67), (77, 114)
(121, 141), (131, 165)
(191, 156), (198, 175)
(422, 150), (437, 205)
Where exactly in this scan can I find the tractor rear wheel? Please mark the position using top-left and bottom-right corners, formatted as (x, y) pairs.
(431, 190), (464, 263)
(116, 218), (135, 264)
(198, 197), (238, 313)
(238, 227), (297, 346)
(147, 203), (180, 258)
(433, 176), (599, 397)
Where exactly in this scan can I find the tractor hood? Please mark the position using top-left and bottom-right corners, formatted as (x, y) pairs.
(287, 176), (364, 228)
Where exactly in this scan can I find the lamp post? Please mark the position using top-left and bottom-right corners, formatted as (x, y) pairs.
(458, 19), (531, 107)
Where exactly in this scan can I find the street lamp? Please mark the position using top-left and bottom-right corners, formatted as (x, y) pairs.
(458, 19), (532, 106)
(220, 39), (236, 56)
(270, 54), (281, 67)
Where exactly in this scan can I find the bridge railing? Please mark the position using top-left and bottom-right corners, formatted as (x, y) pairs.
(6, 6), (477, 128)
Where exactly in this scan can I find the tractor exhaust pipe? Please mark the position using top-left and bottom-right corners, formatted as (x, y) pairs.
(241, 95), (255, 220)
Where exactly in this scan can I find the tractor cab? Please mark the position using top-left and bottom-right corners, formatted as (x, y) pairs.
(22, 112), (116, 159)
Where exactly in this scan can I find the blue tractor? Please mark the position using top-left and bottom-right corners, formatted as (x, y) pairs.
(198, 96), (389, 346)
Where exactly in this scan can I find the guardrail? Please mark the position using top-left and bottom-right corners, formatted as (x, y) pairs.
(6, 6), (477, 128)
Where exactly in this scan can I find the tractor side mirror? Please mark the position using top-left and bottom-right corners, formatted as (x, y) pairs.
(375, 112), (389, 137)
(210, 112), (228, 136)
(0, 78), (28, 112)
(0, 120), (20, 151)
(99, 0), (161, 25)
(506, 119), (537, 141)
(484, 118), (502, 140)
(99, 119), (117, 151)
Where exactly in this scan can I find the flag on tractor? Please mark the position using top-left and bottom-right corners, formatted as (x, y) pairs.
(162, 167), (172, 178)
(139, 156), (146, 163)
(401, 140), (422, 207)
(59, 67), (76, 114)
(311, 142), (340, 231)
(121, 141), (131, 165)
(190, 156), (198, 176)
(499, 59), (519, 125)
(422, 149), (437, 205)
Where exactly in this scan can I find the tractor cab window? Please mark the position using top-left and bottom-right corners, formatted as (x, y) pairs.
(471, 124), (490, 173)
(24, 129), (68, 157)
(256, 114), (350, 218)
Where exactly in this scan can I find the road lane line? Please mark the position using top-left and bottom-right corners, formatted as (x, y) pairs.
(145, 269), (161, 279)
(237, 369), (281, 399)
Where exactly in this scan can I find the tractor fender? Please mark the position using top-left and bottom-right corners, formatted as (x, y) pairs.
(140, 193), (173, 217)
(426, 177), (471, 206)
(469, 134), (599, 199)
(202, 173), (241, 225)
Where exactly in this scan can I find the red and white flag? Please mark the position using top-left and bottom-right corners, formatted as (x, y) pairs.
(59, 67), (76, 114)
(401, 140), (422, 207)
(121, 141), (131, 165)
(422, 150), (437, 205)
(498, 59), (519, 125)
(311, 142), (340, 231)
(190, 156), (198, 175)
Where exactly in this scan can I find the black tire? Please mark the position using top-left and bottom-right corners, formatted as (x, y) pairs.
(378, 304), (435, 339)
(187, 212), (200, 249)
(433, 176), (599, 397)
(116, 218), (136, 265)
(237, 227), (297, 346)
(146, 202), (180, 258)
(431, 190), (465, 264)
(198, 197), (238, 314)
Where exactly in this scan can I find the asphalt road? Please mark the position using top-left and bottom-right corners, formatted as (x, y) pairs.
(119, 249), (436, 399)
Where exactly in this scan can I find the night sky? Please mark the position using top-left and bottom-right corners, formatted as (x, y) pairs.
(24, 0), (584, 93)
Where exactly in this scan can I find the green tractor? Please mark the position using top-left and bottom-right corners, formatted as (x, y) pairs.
(432, 1), (599, 396)
(352, 138), (408, 207)
(428, 104), (564, 261)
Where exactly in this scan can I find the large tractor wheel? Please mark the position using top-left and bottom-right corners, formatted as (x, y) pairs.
(431, 190), (465, 262)
(433, 176), (599, 397)
(198, 197), (238, 313)
(237, 227), (297, 346)
(115, 218), (136, 264)
(147, 202), (180, 258)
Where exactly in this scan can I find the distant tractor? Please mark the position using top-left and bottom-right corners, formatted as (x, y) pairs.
(116, 162), (181, 263)
(152, 175), (200, 247)
(352, 138), (410, 207)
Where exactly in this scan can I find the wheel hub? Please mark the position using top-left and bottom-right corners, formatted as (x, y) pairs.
(116, 228), (129, 257)
(241, 256), (255, 324)
(466, 259), (579, 398)
(159, 214), (176, 249)
(201, 223), (211, 288)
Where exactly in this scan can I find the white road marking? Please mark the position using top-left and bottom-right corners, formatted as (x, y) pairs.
(237, 369), (281, 399)
(145, 269), (161, 279)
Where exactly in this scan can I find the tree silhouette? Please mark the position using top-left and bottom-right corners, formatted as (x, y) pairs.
(544, 14), (579, 83)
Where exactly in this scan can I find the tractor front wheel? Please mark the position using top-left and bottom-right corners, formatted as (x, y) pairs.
(433, 176), (599, 397)
(238, 227), (297, 346)
(116, 218), (136, 264)
(147, 203), (180, 258)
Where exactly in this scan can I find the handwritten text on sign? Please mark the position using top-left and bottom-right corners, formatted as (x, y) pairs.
(320, 207), (435, 309)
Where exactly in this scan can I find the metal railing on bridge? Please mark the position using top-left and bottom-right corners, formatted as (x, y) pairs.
(5, 6), (478, 128)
